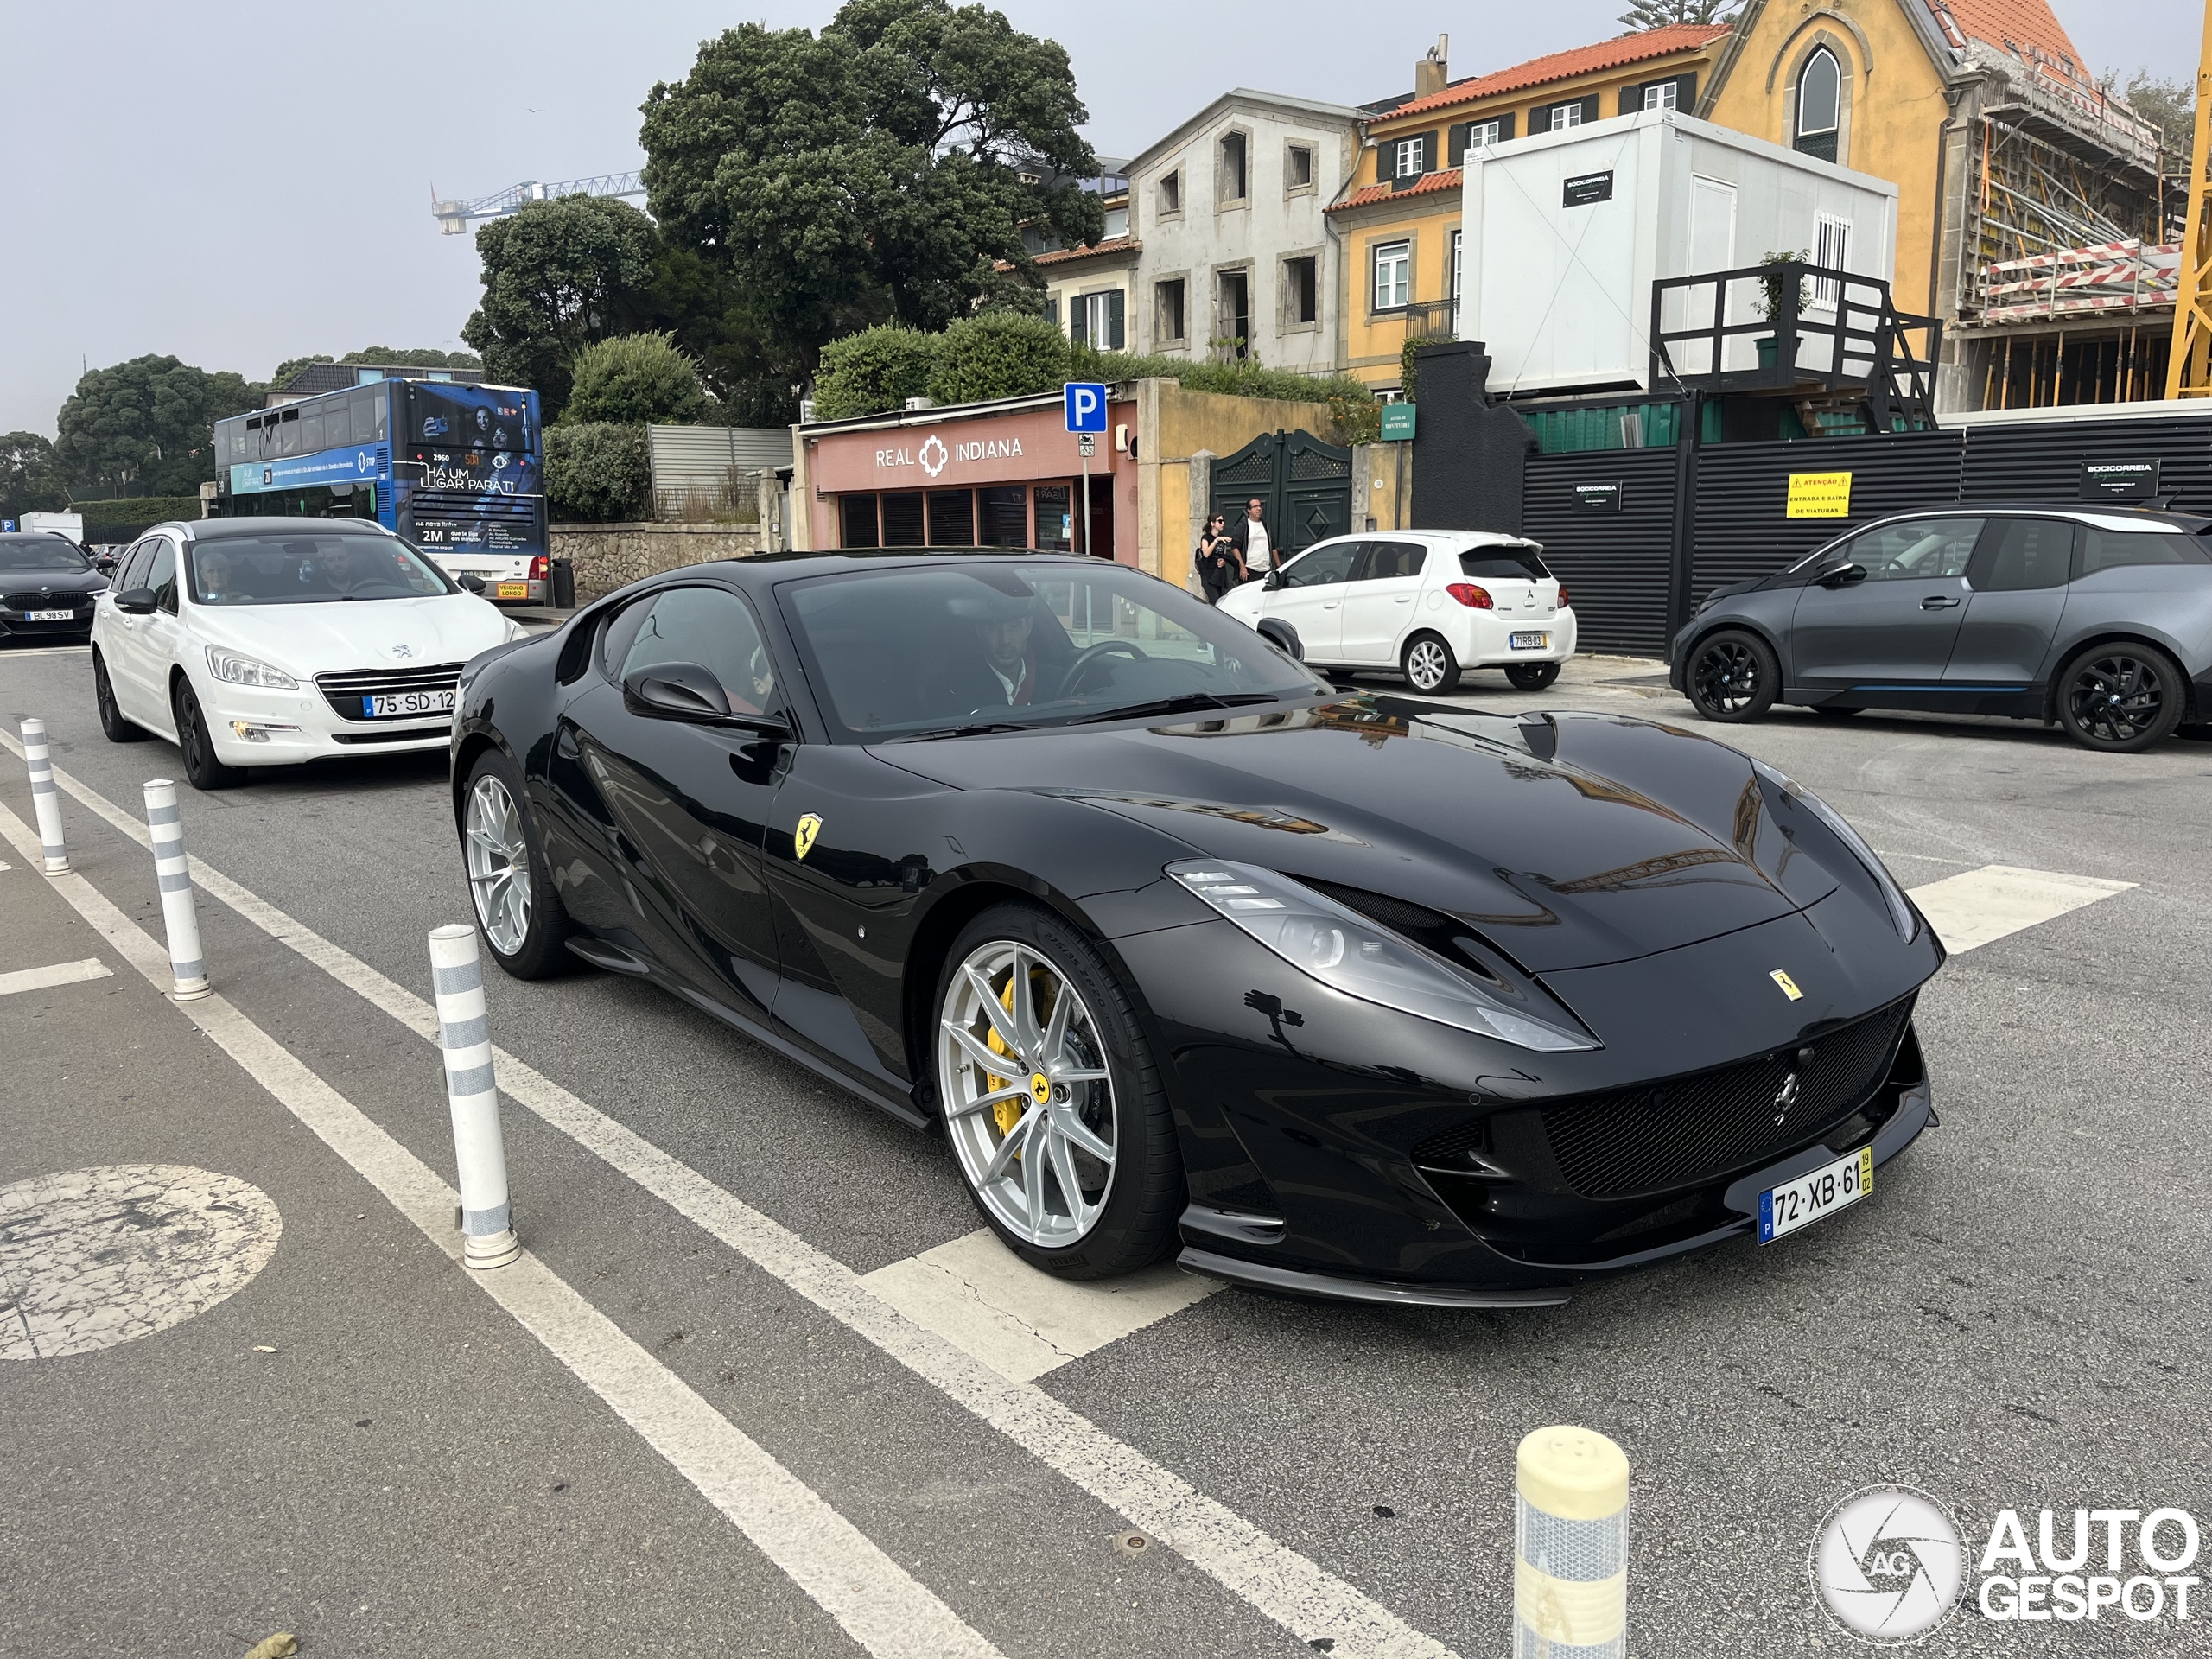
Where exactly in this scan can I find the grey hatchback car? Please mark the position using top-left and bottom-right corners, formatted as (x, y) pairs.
(1670, 504), (2212, 752)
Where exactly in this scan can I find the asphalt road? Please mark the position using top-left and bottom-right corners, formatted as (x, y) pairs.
(3, 639), (2208, 1656)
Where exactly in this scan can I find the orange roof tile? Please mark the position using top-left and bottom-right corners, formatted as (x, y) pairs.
(1033, 235), (1137, 266)
(1932, 0), (2085, 79)
(1327, 168), (1464, 213)
(1380, 23), (1732, 123)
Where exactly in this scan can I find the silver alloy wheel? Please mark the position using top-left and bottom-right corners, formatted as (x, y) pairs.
(465, 773), (531, 957)
(939, 939), (1117, 1248)
(1406, 638), (1449, 691)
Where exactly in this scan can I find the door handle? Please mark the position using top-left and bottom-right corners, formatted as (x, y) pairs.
(1921, 595), (1961, 609)
(1395, 596), (1411, 604)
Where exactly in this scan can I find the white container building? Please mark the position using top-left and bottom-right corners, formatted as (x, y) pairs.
(1459, 110), (1901, 397)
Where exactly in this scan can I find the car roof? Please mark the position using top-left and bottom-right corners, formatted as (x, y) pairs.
(1874, 503), (2211, 532)
(181, 517), (396, 542)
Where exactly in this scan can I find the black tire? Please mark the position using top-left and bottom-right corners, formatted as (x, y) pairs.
(2056, 642), (2186, 753)
(1811, 703), (1863, 720)
(171, 677), (244, 789)
(1686, 629), (1778, 723)
(1402, 631), (1461, 695)
(1505, 661), (1560, 692)
(935, 902), (1184, 1280)
(93, 649), (149, 742)
(461, 747), (575, 979)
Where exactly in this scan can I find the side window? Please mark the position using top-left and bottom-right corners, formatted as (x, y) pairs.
(1843, 518), (1981, 582)
(146, 541), (179, 615)
(620, 587), (779, 715)
(1356, 540), (1426, 581)
(115, 539), (154, 592)
(1281, 543), (1360, 588)
(1974, 518), (2075, 593)
(2077, 527), (2204, 577)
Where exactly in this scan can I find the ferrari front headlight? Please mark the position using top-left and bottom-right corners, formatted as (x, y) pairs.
(1169, 861), (1597, 1051)
(205, 646), (299, 690)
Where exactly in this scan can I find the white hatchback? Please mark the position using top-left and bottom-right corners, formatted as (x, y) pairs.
(1216, 531), (1577, 695)
(89, 518), (518, 789)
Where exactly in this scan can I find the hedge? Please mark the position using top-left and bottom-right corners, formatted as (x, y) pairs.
(543, 423), (651, 523)
(72, 496), (207, 542)
(812, 327), (939, 421)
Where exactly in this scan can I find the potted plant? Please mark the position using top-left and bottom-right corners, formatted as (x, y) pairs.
(1753, 251), (1808, 369)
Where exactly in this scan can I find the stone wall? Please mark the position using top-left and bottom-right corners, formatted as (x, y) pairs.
(550, 522), (764, 606)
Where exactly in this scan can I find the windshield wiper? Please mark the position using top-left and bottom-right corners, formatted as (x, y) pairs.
(890, 720), (1037, 742)
(1070, 692), (1276, 724)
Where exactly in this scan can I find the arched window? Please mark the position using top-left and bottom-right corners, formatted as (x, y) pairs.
(1796, 48), (1841, 163)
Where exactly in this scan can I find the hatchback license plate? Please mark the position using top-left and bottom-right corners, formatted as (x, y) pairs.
(1509, 631), (1548, 650)
(26, 609), (75, 622)
(496, 582), (530, 599)
(362, 690), (456, 720)
(1758, 1147), (1873, 1244)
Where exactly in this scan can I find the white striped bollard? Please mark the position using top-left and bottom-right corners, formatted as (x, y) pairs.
(429, 924), (520, 1270)
(1515, 1426), (1630, 1658)
(142, 779), (210, 1001)
(21, 719), (70, 874)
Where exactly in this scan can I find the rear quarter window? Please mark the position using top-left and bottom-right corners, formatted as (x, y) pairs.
(2077, 528), (2209, 576)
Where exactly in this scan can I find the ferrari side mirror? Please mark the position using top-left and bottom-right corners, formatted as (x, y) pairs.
(457, 574), (488, 596)
(625, 662), (732, 721)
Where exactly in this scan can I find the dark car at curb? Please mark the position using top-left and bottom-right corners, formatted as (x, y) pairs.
(449, 549), (1943, 1308)
(1670, 502), (2212, 751)
(0, 533), (108, 643)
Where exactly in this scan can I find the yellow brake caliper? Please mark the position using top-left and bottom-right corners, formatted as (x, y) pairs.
(985, 976), (1025, 1136)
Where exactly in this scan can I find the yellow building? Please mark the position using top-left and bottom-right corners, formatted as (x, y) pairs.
(1330, 26), (1732, 392)
(1701, 0), (2174, 409)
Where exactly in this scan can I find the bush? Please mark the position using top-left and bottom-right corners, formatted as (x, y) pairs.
(562, 334), (707, 426)
(76, 496), (207, 540)
(811, 327), (941, 421)
(544, 423), (651, 523)
(928, 313), (1070, 405)
(1071, 345), (1381, 445)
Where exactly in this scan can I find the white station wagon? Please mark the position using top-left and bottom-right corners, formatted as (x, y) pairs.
(1216, 530), (1578, 695)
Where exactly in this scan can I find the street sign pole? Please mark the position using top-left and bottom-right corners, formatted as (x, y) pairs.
(1064, 382), (1108, 557)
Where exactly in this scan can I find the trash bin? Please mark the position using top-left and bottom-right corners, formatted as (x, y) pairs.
(550, 557), (575, 609)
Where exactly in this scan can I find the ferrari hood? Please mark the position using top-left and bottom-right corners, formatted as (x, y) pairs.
(879, 696), (1841, 974)
(194, 593), (510, 677)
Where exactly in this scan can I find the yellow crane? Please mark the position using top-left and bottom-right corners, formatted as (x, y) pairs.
(2167, 3), (2212, 396)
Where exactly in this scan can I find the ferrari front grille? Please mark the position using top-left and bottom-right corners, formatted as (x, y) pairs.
(1414, 997), (1914, 1200)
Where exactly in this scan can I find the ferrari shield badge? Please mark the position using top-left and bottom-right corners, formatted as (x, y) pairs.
(794, 813), (823, 861)
(1770, 969), (1804, 1001)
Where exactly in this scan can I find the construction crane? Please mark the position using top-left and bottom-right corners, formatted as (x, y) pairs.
(432, 171), (646, 236)
(2166, 3), (2212, 395)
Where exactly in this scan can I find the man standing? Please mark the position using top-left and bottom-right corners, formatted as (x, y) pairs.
(1227, 496), (1272, 577)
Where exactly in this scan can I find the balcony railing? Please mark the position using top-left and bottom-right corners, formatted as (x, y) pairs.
(1648, 260), (1942, 430)
(1402, 298), (1460, 341)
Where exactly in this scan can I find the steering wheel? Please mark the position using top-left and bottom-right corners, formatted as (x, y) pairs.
(1060, 638), (1147, 697)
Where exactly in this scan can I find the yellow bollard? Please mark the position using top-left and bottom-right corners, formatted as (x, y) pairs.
(1515, 1425), (1630, 1657)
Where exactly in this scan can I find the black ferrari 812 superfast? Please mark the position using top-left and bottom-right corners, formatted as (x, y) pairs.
(450, 550), (1943, 1306)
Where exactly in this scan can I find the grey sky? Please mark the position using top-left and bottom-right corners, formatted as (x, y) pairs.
(0, 0), (2196, 435)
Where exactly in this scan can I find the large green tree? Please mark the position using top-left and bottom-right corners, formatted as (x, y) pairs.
(54, 356), (261, 497)
(461, 194), (660, 416)
(268, 346), (484, 390)
(639, 0), (1102, 382)
(1618, 0), (1735, 27)
(0, 432), (70, 524)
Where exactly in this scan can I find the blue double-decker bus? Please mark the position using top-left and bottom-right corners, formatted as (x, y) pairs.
(213, 378), (550, 601)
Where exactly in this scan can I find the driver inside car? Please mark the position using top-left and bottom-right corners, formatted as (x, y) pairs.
(938, 589), (1043, 711)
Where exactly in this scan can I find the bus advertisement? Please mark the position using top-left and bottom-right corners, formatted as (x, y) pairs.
(214, 379), (550, 601)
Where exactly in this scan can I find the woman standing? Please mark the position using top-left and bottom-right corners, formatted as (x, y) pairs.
(1193, 512), (1241, 603)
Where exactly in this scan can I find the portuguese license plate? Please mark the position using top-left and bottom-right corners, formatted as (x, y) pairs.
(1759, 1147), (1873, 1244)
(496, 582), (530, 599)
(26, 609), (75, 622)
(362, 689), (456, 721)
(1509, 631), (1548, 650)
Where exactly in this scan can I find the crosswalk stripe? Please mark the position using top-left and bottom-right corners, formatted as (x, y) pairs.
(1904, 864), (2134, 954)
(0, 957), (112, 996)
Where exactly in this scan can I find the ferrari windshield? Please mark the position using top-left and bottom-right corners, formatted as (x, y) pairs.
(779, 559), (1326, 740)
(187, 534), (458, 606)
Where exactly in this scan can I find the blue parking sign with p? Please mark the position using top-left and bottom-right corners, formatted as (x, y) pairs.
(1064, 382), (1107, 433)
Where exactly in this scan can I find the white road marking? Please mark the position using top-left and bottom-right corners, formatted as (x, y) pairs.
(0, 645), (91, 658)
(1, 729), (1460, 1659)
(0, 957), (111, 995)
(0, 1165), (282, 1360)
(1904, 864), (2134, 954)
(861, 1229), (1222, 1383)
(0, 800), (1003, 1659)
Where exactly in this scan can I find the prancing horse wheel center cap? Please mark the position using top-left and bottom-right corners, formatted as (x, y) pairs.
(1029, 1072), (1052, 1107)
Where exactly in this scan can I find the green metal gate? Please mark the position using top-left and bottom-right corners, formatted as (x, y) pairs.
(1209, 429), (1353, 556)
